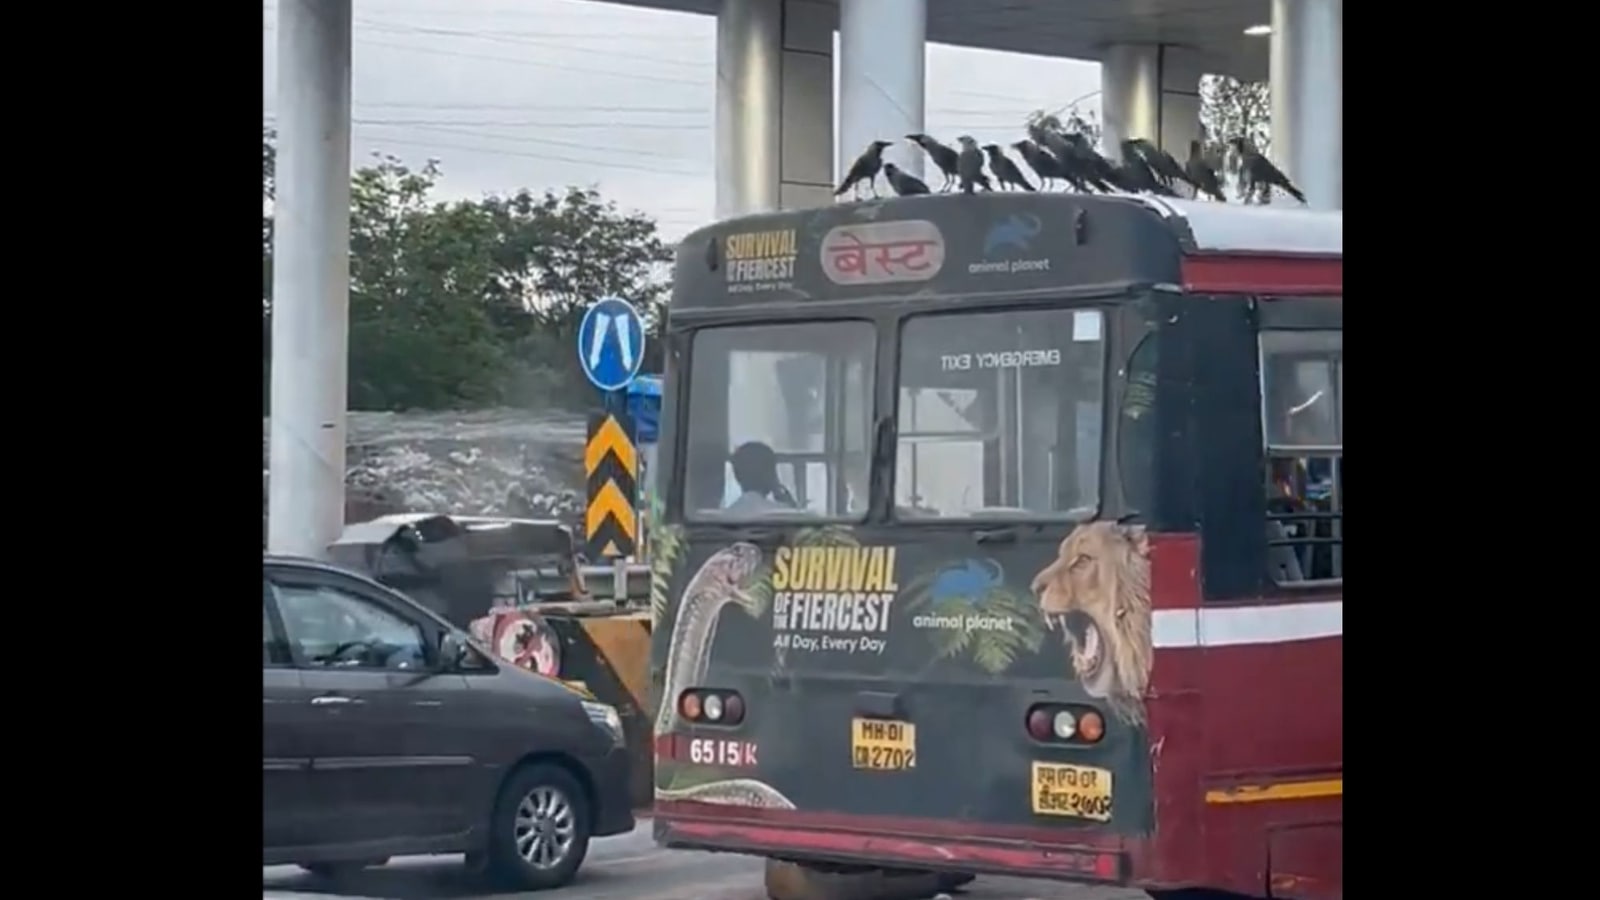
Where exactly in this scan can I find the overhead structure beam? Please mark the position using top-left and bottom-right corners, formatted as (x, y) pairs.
(267, 0), (353, 557)
(1269, 0), (1341, 209)
(838, 0), (926, 184)
(715, 0), (835, 217)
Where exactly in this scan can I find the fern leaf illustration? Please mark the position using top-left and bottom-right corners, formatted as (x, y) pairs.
(973, 633), (1012, 673)
(793, 525), (860, 547)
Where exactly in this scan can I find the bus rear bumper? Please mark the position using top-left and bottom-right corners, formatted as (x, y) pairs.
(653, 802), (1130, 884)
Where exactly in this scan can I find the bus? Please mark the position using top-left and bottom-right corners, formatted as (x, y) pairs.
(648, 193), (1342, 900)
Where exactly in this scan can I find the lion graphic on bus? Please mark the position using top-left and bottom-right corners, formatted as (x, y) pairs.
(1030, 521), (1153, 725)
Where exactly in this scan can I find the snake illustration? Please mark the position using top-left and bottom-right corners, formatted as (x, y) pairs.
(655, 542), (766, 736)
(655, 542), (797, 809)
(655, 778), (796, 809)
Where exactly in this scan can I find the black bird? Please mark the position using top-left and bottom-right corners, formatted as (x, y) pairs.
(955, 136), (991, 194)
(982, 144), (1035, 192)
(1126, 138), (1189, 189)
(1056, 131), (1119, 193)
(1228, 137), (1306, 205)
(882, 162), (930, 196)
(1029, 123), (1079, 171)
(834, 140), (892, 200)
(1185, 139), (1227, 202)
(1011, 139), (1070, 191)
(1115, 153), (1179, 197)
(906, 133), (961, 192)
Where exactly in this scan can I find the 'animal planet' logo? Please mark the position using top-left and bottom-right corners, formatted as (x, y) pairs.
(820, 220), (945, 286)
(723, 228), (797, 294)
(770, 545), (899, 655)
(969, 212), (1051, 276)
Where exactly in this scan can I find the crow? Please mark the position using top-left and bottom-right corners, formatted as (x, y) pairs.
(982, 144), (1035, 192)
(882, 162), (930, 196)
(1055, 131), (1119, 192)
(955, 136), (991, 194)
(1126, 138), (1189, 189)
(1227, 137), (1306, 204)
(1011, 139), (1072, 191)
(906, 133), (961, 192)
(1185, 139), (1227, 202)
(834, 140), (892, 200)
(1115, 153), (1179, 197)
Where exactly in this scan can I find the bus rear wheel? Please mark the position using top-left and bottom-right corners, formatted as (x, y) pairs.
(764, 859), (955, 900)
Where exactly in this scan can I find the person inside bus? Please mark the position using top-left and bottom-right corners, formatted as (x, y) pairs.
(1264, 363), (1340, 581)
(724, 441), (799, 515)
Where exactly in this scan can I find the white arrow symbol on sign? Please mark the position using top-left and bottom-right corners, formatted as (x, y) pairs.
(587, 310), (635, 373)
(614, 314), (634, 371)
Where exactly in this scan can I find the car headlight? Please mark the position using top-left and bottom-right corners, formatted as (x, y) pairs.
(581, 701), (624, 744)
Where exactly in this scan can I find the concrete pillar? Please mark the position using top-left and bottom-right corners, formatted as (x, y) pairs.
(267, 0), (352, 558)
(1101, 44), (1204, 166)
(1270, 0), (1342, 208)
(715, 0), (835, 218)
(838, 0), (925, 186)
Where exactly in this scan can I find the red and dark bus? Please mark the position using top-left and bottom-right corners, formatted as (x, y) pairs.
(648, 193), (1342, 900)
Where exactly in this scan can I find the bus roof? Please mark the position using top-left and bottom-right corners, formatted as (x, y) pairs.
(673, 193), (1340, 313)
(1134, 195), (1341, 256)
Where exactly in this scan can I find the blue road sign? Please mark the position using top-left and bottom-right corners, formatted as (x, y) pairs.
(577, 297), (647, 392)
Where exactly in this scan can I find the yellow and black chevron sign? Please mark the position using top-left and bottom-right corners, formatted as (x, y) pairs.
(585, 412), (638, 559)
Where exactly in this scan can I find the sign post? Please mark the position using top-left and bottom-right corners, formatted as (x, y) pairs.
(577, 297), (648, 603)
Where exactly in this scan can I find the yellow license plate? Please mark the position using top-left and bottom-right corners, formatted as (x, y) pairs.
(851, 718), (917, 771)
(1031, 762), (1113, 822)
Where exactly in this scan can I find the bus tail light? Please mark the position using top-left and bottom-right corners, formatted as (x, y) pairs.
(680, 691), (702, 721)
(1026, 704), (1105, 745)
(677, 689), (746, 726)
(1077, 710), (1105, 743)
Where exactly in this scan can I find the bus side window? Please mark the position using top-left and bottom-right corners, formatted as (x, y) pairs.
(1259, 329), (1342, 584)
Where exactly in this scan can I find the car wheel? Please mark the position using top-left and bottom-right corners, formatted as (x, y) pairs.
(486, 762), (591, 891)
(298, 858), (387, 878)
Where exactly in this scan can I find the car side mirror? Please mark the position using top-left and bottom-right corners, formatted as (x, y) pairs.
(437, 633), (470, 672)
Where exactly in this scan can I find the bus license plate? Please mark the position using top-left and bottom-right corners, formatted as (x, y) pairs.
(1031, 762), (1113, 822)
(851, 718), (917, 771)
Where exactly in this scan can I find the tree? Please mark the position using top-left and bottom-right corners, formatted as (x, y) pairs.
(1027, 73), (1272, 201)
(1198, 75), (1270, 196)
(1199, 75), (1270, 156)
(263, 127), (276, 408)
(261, 137), (674, 412)
(1025, 108), (1102, 148)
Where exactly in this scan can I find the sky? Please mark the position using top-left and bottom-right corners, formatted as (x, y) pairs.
(261, 0), (1103, 241)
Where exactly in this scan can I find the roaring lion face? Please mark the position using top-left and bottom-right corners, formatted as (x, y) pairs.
(1030, 521), (1153, 724)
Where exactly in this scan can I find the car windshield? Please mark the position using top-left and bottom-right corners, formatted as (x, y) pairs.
(894, 307), (1106, 519)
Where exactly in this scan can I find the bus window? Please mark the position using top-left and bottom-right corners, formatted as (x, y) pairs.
(895, 307), (1106, 519)
(1117, 327), (1159, 516)
(683, 321), (874, 521)
(1260, 328), (1342, 584)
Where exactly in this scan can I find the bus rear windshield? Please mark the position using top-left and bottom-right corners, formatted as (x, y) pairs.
(895, 307), (1106, 520)
(683, 320), (875, 521)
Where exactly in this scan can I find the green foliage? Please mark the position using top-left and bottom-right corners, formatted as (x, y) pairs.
(1199, 75), (1271, 157)
(901, 569), (1045, 675)
(1026, 108), (1102, 149)
(791, 525), (861, 548)
(741, 558), (775, 624)
(1028, 75), (1271, 200)
(647, 494), (682, 628)
(262, 137), (675, 412)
